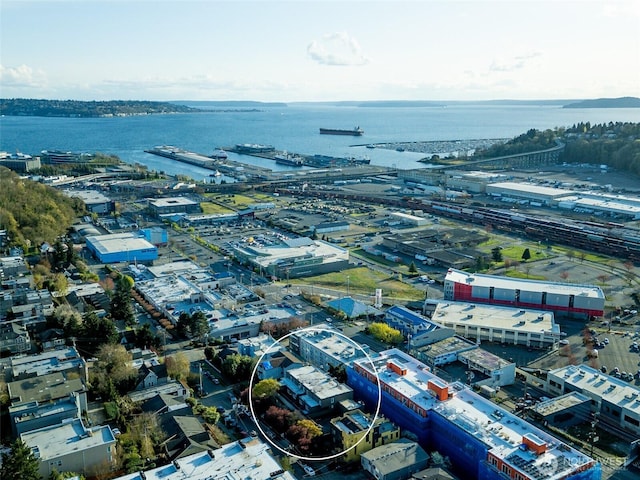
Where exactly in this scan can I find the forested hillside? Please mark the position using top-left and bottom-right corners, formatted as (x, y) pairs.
(0, 98), (200, 117)
(474, 122), (640, 176)
(0, 167), (85, 247)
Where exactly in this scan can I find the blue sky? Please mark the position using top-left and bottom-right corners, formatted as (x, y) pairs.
(1, 0), (639, 102)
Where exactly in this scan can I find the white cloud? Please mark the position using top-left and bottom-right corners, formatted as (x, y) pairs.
(489, 52), (541, 73)
(307, 32), (369, 66)
(0, 64), (47, 88)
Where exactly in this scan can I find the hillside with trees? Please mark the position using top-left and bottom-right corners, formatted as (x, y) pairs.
(473, 122), (640, 176)
(0, 166), (85, 248)
(0, 98), (201, 117)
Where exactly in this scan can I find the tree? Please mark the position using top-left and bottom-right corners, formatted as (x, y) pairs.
(165, 352), (190, 380)
(54, 304), (83, 337)
(50, 470), (85, 480)
(408, 261), (418, 274)
(79, 311), (118, 356)
(264, 406), (299, 433)
(367, 322), (403, 344)
(110, 274), (135, 326)
(560, 270), (570, 282)
(287, 419), (322, 454)
(252, 379), (280, 400)
(0, 438), (42, 480)
(521, 248), (531, 262)
(491, 247), (503, 263)
(189, 311), (209, 342)
(135, 324), (161, 350)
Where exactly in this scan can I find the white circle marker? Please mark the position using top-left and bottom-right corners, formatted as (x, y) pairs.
(248, 326), (382, 462)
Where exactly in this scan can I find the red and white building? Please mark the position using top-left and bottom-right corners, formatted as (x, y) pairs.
(444, 268), (605, 319)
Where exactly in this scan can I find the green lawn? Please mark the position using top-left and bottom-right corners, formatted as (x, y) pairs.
(200, 202), (235, 215)
(291, 267), (425, 301)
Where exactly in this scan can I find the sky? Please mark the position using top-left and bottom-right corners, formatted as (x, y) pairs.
(1, 0), (639, 102)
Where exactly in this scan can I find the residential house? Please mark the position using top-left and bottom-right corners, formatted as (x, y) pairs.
(21, 419), (116, 479)
(331, 409), (400, 463)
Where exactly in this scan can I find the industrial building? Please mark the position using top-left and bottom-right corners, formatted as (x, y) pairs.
(289, 325), (369, 371)
(425, 299), (561, 348)
(557, 193), (640, 220)
(148, 196), (201, 217)
(114, 438), (296, 480)
(141, 227), (169, 246)
(348, 348), (600, 480)
(486, 182), (575, 205)
(445, 171), (507, 194)
(85, 232), (158, 264)
(529, 392), (592, 429)
(389, 211), (429, 226)
(546, 364), (640, 436)
(444, 268), (605, 319)
(331, 409), (400, 463)
(231, 236), (349, 279)
(64, 189), (115, 214)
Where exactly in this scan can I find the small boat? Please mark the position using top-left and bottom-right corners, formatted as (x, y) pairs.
(209, 170), (222, 177)
(319, 126), (364, 136)
(366, 144), (376, 149)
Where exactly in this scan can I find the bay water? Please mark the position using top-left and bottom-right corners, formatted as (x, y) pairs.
(1, 104), (639, 180)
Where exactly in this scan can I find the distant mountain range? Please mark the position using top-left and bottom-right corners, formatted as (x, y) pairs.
(1, 97), (638, 117)
(562, 97), (640, 108)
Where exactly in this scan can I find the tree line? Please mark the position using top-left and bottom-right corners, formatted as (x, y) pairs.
(473, 122), (640, 176)
(0, 98), (201, 117)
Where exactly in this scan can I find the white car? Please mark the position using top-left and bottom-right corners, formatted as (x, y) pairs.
(301, 464), (315, 476)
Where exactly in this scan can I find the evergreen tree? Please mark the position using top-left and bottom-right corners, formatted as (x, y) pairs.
(521, 248), (531, 262)
(491, 247), (503, 262)
(110, 274), (135, 326)
(0, 438), (42, 480)
(408, 261), (418, 274)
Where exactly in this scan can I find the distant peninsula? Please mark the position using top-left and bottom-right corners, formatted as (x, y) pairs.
(0, 98), (203, 117)
(563, 97), (640, 108)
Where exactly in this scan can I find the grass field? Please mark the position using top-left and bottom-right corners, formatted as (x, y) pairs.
(200, 202), (235, 215)
(291, 267), (425, 301)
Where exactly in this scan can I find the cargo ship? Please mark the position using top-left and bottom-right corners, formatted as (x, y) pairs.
(319, 126), (364, 136)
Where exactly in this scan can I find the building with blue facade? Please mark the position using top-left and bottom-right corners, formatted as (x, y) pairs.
(85, 232), (158, 264)
(348, 349), (600, 480)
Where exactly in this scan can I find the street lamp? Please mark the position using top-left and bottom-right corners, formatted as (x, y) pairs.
(347, 275), (350, 297)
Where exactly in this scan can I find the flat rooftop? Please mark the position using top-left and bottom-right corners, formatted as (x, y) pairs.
(149, 197), (198, 208)
(354, 349), (442, 413)
(86, 232), (156, 255)
(430, 300), (560, 337)
(297, 328), (367, 362)
(146, 259), (200, 278)
(233, 237), (347, 268)
(115, 439), (296, 480)
(458, 348), (514, 371)
(11, 347), (84, 378)
(21, 419), (115, 461)
(550, 364), (640, 414)
(559, 194), (640, 215)
(530, 392), (591, 417)
(286, 365), (352, 401)
(416, 336), (477, 359)
(8, 372), (84, 404)
(445, 268), (604, 299)
(487, 182), (575, 198)
(434, 389), (594, 479)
